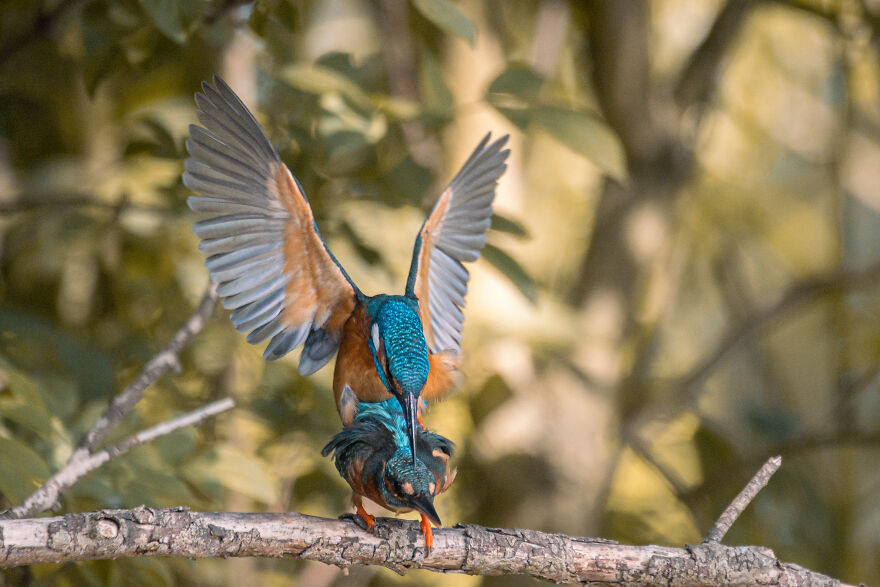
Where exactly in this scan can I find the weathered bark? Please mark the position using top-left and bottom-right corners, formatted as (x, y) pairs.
(0, 506), (850, 585)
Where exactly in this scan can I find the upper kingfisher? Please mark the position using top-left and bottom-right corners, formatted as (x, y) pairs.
(322, 385), (456, 551)
(183, 76), (509, 462)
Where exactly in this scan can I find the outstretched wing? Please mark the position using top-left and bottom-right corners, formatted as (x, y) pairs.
(405, 133), (510, 355)
(183, 76), (359, 370)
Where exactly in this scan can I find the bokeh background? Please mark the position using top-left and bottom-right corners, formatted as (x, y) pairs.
(1, 0), (880, 584)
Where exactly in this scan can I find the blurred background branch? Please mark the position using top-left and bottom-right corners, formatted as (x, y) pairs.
(1, 285), (221, 521)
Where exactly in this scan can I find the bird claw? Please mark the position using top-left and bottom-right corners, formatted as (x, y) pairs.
(339, 512), (375, 533)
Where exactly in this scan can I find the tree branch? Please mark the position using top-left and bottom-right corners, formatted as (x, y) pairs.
(74, 284), (218, 459)
(675, 260), (880, 396)
(704, 455), (782, 544)
(674, 0), (756, 113)
(2, 399), (234, 521)
(586, 0), (659, 166)
(1, 284), (219, 520)
(0, 506), (851, 584)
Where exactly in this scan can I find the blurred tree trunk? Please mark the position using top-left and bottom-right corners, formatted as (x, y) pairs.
(570, 0), (756, 525)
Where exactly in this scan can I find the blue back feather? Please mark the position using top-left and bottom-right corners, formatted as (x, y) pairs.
(366, 296), (429, 396)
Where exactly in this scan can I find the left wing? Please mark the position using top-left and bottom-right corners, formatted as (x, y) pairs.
(184, 76), (359, 369)
(405, 133), (510, 355)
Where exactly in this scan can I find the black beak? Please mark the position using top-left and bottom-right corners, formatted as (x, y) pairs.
(410, 493), (441, 527)
(403, 394), (418, 467)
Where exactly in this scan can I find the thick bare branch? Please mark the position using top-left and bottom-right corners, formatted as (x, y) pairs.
(586, 0), (660, 166)
(3, 399), (234, 521)
(0, 506), (850, 584)
(704, 456), (782, 544)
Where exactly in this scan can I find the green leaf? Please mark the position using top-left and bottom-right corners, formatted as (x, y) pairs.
(533, 106), (627, 182)
(482, 243), (537, 303)
(139, 0), (186, 43)
(412, 0), (476, 44)
(491, 105), (531, 131)
(281, 63), (371, 109)
(0, 400), (54, 439)
(491, 213), (528, 238)
(420, 51), (454, 120)
(488, 63), (544, 102)
(0, 437), (50, 503)
(186, 446), (279, 505)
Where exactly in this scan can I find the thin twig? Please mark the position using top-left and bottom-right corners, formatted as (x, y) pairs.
(676, 260), (880, 396)
(3, 399), (234, 520)
(74, 284), (218, 458)
(99, 397), (234, 461)
(1, 284), (219, 520)
(703, 455), (782, 544)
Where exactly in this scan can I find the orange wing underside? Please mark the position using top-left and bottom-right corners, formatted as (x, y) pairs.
(273, 163), (355, 337)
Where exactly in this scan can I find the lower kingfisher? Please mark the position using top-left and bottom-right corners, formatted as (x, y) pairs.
(322, 386), (456, 552)
(183, 76), (509, 462)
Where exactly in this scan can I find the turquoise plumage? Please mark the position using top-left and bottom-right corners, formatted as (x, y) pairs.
(321, 387), (456, 551)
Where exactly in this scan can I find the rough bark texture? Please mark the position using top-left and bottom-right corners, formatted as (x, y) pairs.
(0, 507), (849, 585)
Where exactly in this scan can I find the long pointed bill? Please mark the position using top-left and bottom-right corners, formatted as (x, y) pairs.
(411, 493), (441, 527)
(404, 394), (418, 467)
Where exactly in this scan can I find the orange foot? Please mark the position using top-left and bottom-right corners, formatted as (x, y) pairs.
(355, 502), (375, 531)
(419, 513), (433, 553)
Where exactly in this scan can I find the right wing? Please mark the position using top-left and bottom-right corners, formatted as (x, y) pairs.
(183, 76), (359, 370)
(405, 133), (510, 355)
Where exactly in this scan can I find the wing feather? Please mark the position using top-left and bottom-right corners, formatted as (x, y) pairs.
(184, 76), (359, 365)
(406, 133), (510, 354)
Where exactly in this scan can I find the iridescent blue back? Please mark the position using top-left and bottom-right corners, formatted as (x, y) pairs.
(368, 296), (429, 396)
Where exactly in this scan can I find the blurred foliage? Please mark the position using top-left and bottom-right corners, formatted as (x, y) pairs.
(0, 0), (879, 585)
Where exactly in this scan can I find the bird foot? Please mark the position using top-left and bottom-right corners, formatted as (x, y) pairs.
(339, 510), (375, 533)
(419, 513), (433, 553)
(355, 502), (376, 532)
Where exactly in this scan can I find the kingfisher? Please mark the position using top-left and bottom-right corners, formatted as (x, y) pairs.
(322, 385), (456, 552)
(183, 76), (509, 462)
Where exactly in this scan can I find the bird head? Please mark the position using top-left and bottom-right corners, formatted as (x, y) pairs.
(381, 450), (441, 527)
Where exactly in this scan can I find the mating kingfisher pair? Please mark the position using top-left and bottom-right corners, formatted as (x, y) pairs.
(183, 76), (509, 551)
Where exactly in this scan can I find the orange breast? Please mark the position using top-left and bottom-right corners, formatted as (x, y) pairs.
(333, 305), (391, 413)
